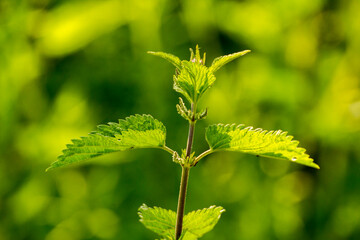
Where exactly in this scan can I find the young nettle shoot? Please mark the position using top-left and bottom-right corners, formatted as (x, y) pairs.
(47, 46), (319, 240)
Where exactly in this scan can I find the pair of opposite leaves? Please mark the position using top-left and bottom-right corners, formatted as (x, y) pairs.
(47, 46), (319, 240)
(47, 46), (319, 171)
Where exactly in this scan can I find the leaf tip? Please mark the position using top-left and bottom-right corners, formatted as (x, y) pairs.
(313, 163), (320, 169)
(45, 166), (53, 172)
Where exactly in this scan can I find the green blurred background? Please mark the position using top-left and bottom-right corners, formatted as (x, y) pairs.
(1, 0), (360, 239)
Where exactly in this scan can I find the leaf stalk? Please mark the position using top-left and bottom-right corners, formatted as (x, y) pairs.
(162, 145), (176, 155)
(195, 149), (213, 164)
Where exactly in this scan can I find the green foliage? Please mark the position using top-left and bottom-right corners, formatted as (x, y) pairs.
(138, 204), (176, 239)
(182, 206), (225, 239)
(206, 124), (319, 169)
(209, 50), (251, 72)
(176, 97), (207, 122)
(47, 114), (167, 171)
(147, 51), (182, 69)
(172, 150), (197, 167)
(2, 0), (358, 238)
(149, 45), (250, 104)
(173, 60), (216, 104)
(138, 204), (225, 240)
(176, 97), (192, 121)
(47, 45), (319, 240)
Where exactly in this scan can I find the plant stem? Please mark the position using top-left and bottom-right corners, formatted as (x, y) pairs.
(175, 166), (190, 239)
(175, 103), (196, 239)
(185, 121), (195, 156)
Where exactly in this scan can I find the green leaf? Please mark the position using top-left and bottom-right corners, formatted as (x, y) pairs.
(138, 204), (176, 239)
(182, 206), (225, 239)
(148, 51), (182, 69)
(209, 50), (251, 72)
(138, 205), (225, 240)
(47, 114), (167, 171)
(148, 46), (250, 104)
(173, 61), (216, 103)
(206, 124), (319, 169)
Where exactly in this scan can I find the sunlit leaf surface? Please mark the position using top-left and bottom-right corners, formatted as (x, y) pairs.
(138, 205), (224, 240)
(209, 50), (251, 72)
(47, 114), (166, 170)
(206, 124), (319, 169)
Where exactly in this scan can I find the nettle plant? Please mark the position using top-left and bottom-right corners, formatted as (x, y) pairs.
(47, 46), (319, 240)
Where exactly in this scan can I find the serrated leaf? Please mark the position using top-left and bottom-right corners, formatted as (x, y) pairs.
(47, 114), (167, 171)
(182, 206), (225, 239)
(149, 47), (250, 104)
(173, 61), (216, 103)
(206, 124), (319, 169)
(139, 205), (224, 240)
(138, 204), (176, 239)
(209, 50), (251, 72)
(148, 51), (182, 69)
